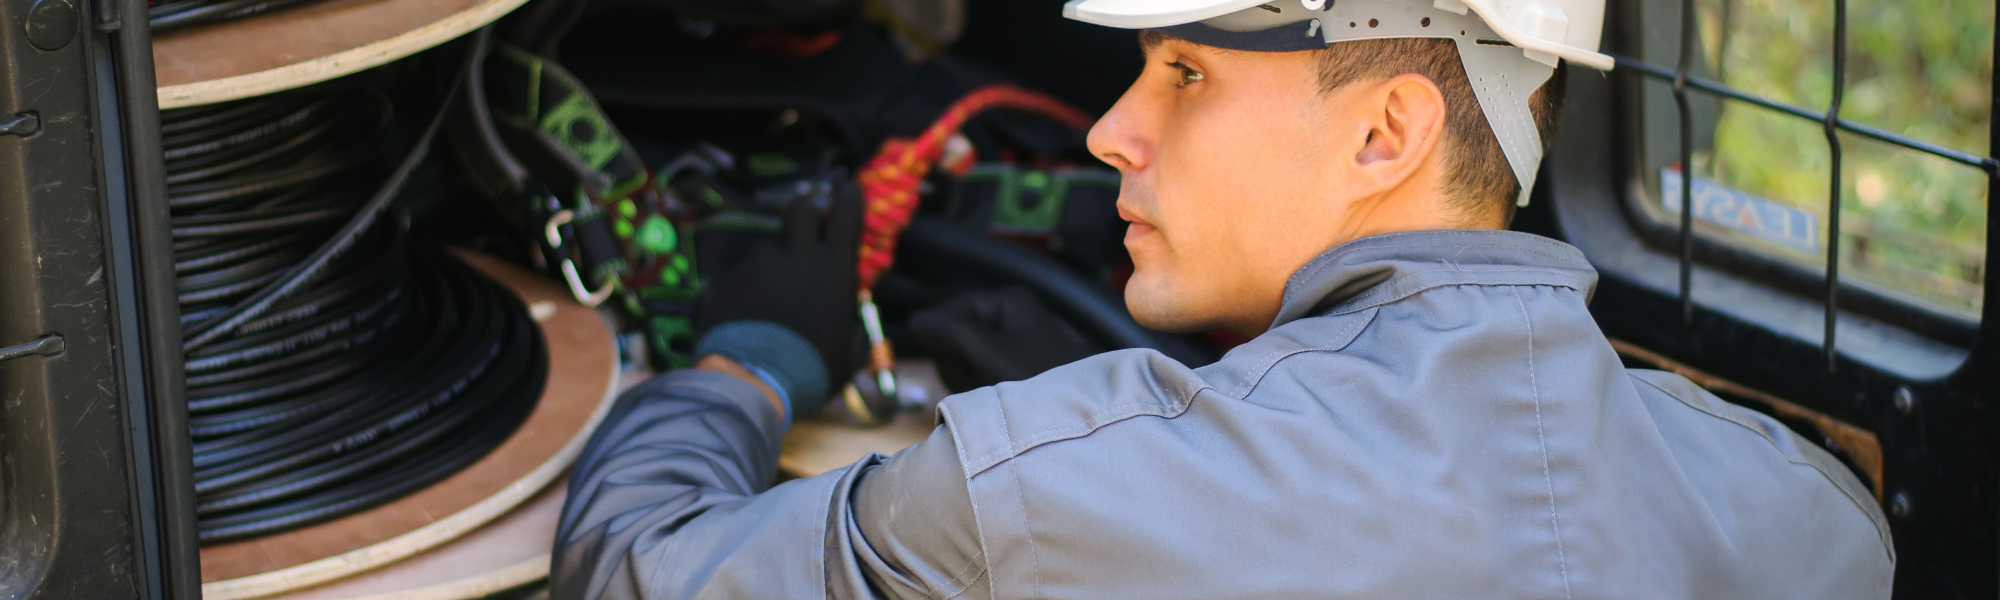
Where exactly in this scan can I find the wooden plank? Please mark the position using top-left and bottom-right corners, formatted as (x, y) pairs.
(153, 0), (528, 109)
(198, 250), (620, 600)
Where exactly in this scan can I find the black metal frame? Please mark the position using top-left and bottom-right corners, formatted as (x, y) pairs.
(1516, 0), (2000, 596)
(0, 0), (199, 595)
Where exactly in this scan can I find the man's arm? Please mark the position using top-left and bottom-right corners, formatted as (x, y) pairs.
(551, 364), (793, 599)
(550, 351), (987, 599)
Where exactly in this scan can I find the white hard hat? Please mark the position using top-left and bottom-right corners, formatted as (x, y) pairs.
(1062, 0), (1613, 206)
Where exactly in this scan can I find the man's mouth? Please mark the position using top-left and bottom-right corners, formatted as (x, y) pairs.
(1117, 202), (1156, 243)
(1124, 220), (1157, 243)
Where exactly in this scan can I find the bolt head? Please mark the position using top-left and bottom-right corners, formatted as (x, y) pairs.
(1893, 387), (1916, 416)
(25, 0), (78, 52)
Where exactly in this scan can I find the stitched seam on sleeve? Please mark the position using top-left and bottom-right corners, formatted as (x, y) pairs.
(940, 405), (1003, 599)
(1629, 373), (1896, 563)
(1000, 400), (1048, 600)
(958, 468), (1000, 600)
(1513, 288), (1575, 600)
(941, 567), (990, 600)
(930, 551), (986, 599)
(943, 404), (975, 478)
(1008, 462), (1041, 599)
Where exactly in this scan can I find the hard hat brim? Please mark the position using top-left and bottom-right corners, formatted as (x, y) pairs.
(1062, 0), (1277, 29)
(1062, 0), (1612, 70)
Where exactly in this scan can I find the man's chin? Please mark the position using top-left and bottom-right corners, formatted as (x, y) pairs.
(1124, 281), (1213, 334)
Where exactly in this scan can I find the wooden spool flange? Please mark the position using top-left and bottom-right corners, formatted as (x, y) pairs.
(197, 250), (620, 600)
(153, 0), (528, 109)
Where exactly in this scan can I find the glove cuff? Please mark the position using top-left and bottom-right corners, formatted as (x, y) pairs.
(696, 320), (830, 419)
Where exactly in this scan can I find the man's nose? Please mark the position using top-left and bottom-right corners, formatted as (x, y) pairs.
(1087, 89), (1154, 173)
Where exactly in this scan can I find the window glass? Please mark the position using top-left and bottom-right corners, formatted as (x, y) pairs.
(1633, 0), (1992, 319)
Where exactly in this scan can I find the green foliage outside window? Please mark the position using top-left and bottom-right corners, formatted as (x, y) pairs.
(1675, 0), (1991, 316)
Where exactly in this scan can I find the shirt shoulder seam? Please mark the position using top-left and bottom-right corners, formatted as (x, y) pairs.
(962, 389), (1205, 477)
(1216, 307), (1379, 400)
(963, 308), (1381, 473)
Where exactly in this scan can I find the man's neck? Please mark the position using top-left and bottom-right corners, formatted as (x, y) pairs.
(1329, 190), (1503, 251)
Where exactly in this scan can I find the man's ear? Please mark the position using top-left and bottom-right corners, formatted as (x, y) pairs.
(1348, 73), (1447, 194)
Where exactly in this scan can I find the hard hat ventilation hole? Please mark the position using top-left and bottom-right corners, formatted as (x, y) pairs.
(1421, 17), (1431, 26)
(1350, 21), (1357, 27)
(1475, 38), (1516, 47)
(1257, 3), (1281, 12)
(1368, 18), (1379, 27)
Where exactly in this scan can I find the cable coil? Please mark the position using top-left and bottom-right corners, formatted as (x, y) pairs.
(148, 0), (329, 32)
(165, 77), (546, 544)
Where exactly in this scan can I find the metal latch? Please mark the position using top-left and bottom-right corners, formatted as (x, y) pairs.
(0, 335), (64, 364)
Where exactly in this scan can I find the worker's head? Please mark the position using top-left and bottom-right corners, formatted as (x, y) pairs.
(1070, 0), (1608, 335)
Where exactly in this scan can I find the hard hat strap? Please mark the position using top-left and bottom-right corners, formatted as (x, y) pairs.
(1454, 38), (1554, 207)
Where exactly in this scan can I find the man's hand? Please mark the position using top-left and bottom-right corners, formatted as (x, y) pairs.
(695, 187), (864, 415)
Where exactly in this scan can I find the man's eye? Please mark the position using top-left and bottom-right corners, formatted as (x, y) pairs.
(1168, 62), (1204, 87)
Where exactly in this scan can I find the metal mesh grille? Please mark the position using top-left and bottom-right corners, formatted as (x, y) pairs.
(1610, 0), (1998, 372)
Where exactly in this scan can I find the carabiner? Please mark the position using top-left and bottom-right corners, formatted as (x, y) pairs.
(545, 210), (617, 307)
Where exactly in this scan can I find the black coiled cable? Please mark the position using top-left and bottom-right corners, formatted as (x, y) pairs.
(148, 0), (327, 33)
(165, 70), (547, 544)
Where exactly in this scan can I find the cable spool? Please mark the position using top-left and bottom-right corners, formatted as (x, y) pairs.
(165, 72), (547, 544)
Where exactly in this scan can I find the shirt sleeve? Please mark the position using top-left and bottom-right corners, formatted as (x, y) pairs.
(551, 368), (989, 600)
(845, 424), (990, 600)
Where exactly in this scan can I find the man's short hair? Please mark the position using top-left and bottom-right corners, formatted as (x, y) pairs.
(1316, 38), (1568, 224)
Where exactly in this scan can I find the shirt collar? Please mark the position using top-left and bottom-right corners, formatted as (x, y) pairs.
(1271, 229), (1599, 329)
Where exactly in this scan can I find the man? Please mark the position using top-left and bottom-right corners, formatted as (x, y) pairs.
(553, 0), (1893, 597)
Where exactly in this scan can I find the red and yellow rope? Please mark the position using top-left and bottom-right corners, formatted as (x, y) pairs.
(847, 84), (1091, 412)
(855, 85), (1093, 290)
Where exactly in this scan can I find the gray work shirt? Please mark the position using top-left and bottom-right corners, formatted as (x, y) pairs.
(553, 229), (1893, 599)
